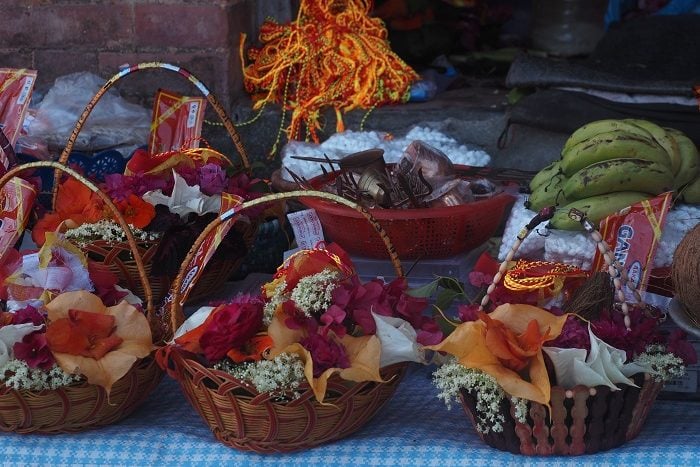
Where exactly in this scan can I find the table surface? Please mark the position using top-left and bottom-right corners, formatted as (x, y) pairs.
(1, 364), (700, 467)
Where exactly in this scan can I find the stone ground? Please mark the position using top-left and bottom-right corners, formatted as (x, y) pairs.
(203, 79), (569, 179)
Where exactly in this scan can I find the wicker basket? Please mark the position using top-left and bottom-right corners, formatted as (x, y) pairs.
(158, 190), (408, 453)
(0, 162), (166, 433)
(454, 207), (665, 456)
(51, 62), (257, 303)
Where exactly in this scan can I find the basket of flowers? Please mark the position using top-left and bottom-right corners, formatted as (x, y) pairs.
(425, 207), (697, 456)
(156, 190), (444, 453)
(31, 62), (267, 303)
(0, 162), (164, 433)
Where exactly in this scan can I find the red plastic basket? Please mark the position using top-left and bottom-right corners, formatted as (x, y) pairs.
(300, 165), (515, 259)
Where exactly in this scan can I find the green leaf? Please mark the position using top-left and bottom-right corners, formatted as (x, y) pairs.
(435, 288), (463, 312)
(406, 280), (439, 298)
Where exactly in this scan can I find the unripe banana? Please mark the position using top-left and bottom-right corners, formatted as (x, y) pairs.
(548, 192), (651, 231)
(529, 160), (564, 192)
(665, 128), (700, 189)
(563, 119), (654, 152)
(525, 173), (569, 212)
(624, 119), (681, 174)
(561, 131), (672, 176)
(563, 158), (674, 200)
(681, 177), (700, 204)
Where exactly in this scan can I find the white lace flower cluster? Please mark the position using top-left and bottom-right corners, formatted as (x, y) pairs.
(433, 360), (528, 434)
(65, 219), (161, 247)
(634, 344), (686, 383)
(214, 352), (306, 400)
(263, 279), (287, 326)
(0, 360), (82, 391)
(290, 269), (340, 318)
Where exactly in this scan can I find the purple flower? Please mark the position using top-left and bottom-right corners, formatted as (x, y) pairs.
(12, 306), (45, 326)
(300, 333), (350, 377)
(198, 163), (228, 195)
(104, 173), (168, 201)
(13, 332), (55, 370)
(547, 316), (590, 351)
(457, 303), (480, 323)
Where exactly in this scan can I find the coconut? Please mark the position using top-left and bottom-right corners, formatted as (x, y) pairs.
(671, 223), (700, 325)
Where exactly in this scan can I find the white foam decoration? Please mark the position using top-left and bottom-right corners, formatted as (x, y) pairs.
(498, 197), (700, 269)
(280, 127), (491, 181)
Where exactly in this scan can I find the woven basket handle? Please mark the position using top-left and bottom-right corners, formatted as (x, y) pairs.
(0, 161), (154, 318)
(0, 128), (18, 171)
(166, 190), (404, 334)
(53, 62), (250, 206)
(481, 206), (645, 330)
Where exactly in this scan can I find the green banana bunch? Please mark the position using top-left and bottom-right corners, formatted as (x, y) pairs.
(666, 128), (700, 189)
(563, 158), (674, 200)
(548, 192), (651, 231)
(681, 177), (700, 204)
(529, 160), (563, 192)
(560, 131), (671, 177)
(562, 119), (656, 152)
(624, 119), (681, 174)
(526, 173), (569, 212)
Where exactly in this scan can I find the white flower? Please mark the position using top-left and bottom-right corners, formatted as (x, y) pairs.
(634, 345), (686, 383)
(214, 353), (306, 400)
(0, 360), (82, 391)
(143, 170), (220, 218)
(289, 269), (339, 317)
(372, 312), (424, 367)
(543, 325), (645, 390)
(65, 219), (160, 246)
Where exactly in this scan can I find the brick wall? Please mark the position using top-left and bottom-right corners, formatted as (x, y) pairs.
(0, 0), (289, 110)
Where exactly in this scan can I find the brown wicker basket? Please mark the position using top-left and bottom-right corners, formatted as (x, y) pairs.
(0, 162), (165, 433)
(52, 62), (257, 304)
(158, 190), (408, 453)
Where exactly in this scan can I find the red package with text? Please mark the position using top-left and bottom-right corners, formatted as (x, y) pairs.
(0, 68), (37, 171)
(148, 89), (206, 154)
(0, 177), (37, 258)
(591, 192), (673, 299)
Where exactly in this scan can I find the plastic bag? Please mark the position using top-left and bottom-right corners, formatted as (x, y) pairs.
(24, 72), (150, 154)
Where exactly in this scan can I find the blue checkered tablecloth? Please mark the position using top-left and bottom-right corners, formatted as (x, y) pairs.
(1, 364), (699, 466)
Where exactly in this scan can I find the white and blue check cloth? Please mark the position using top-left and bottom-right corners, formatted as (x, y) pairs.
(1, 364), (699, 466)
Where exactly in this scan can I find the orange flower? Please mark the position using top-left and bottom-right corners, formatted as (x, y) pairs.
(46, 310), (123, 360)
(115, 194), (155, 228)
(427, 304), (568, 406)
(45, 291), (153, 393)
(31, 178), (105, 246)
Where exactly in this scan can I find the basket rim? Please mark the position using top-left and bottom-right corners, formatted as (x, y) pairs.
(300, 165), (515, 220)
(167, 346), (408, 400)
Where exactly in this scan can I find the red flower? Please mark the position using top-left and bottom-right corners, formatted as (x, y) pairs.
(667, 329), (698, 365)
(199, 302), (264, 361)
(14, 332), (55, 369)
(300, 333), (350, 377)
(88, 262), (127, 306)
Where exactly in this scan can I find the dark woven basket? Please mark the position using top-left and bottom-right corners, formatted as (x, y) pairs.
(159, 190), (408, 453)
(51, 62), (255, 304)
(460, 373), (663, 456)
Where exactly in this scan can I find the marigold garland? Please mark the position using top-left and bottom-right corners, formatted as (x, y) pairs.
(239, 0), (419, 148)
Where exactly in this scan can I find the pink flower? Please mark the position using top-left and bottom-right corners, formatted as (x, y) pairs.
(592, 307), (661, 359)
(104, 173), (168, 201)
(198, 163), (228, 195)
(14, 332), (55, 369)
(12, 306), (45, 326)
(199, 301), (264, 361)
(667, 329), (698, 365)
(546, 315), (590, 351)
(174, 166), (199, 188)
(468, 270), (493, 288)
(457, 303), (480, 322)
(300, 333), (350, 377)
(320, 305), (347, 337)
(416, 320), (443, 346)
